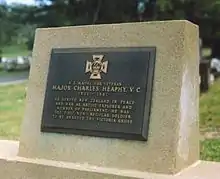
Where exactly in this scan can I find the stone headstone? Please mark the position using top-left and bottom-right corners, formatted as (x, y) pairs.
(2, 20), (219, 179)
(16, 20), (200, 177)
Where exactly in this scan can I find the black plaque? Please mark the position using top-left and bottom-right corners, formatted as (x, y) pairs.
(41, 47), (156, 141)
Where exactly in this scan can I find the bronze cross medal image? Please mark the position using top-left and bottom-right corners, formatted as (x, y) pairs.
(85, 55), (108, 80)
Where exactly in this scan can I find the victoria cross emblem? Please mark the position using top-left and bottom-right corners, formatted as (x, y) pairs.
(85, 55), (108, 79)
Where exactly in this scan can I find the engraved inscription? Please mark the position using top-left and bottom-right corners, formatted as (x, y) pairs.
(41, 47), (156, 141)
(51, 80), (139, 125)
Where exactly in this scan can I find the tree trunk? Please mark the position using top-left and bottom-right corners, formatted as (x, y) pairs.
(93, 0), (102, 24)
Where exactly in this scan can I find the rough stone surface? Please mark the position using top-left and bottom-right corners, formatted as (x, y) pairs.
(1, 140), (220, 179)
(0, 140), (18, 158)
(175, 161), (220, 179)
(18, 20), (200, 174)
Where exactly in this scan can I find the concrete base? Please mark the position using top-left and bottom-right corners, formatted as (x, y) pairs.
(0, 140), (219, 179)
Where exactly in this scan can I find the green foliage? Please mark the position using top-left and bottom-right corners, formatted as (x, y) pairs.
(199, 79), (220, 161)
(2, 45), (29, 57)
(0, 5), (13, 48)
(200, 79), (220, 131)
(0, 4), (37, 53)
(34, 0), (137, 25)
(0, 83), (26, 140)
(2, 0), (220, 52)
(200, 139), (220, 162)
(157, 0), (172, 11)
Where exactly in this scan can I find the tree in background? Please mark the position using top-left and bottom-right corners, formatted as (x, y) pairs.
(0, 4), (37, 54)
(9, 4), (38, 50)
(0, 4), (12, 58)
(1, 0), (220, 54)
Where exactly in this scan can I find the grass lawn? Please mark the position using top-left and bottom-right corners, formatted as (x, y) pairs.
(0, 83), (26, 140)
(2, 45), (30, 57)
(200, 79), (220, 132)
(200, 139), (220, 162)
(0, 71), (27, 77)
(0, 80), (220, 161)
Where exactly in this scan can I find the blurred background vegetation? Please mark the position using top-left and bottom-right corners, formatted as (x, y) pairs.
(1, 0), (220, 58)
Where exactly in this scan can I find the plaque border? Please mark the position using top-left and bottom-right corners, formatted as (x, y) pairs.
(41, 47), (156, 141)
